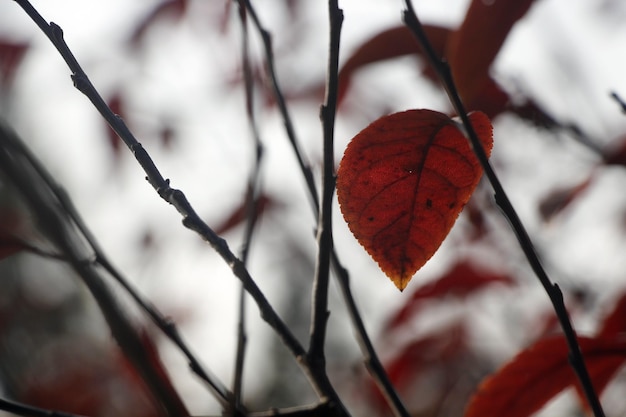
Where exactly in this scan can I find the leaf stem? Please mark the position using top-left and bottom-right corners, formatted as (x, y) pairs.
(402, 3), (605, 417)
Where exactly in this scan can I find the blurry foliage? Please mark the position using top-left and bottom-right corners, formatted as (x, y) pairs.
(1, 0), (626, 417)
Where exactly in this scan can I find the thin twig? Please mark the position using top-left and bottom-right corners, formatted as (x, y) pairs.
(402, 3), (605, 417)
(248, 401), (342, 417)
(0, 397), (87, 417)
(0, 93), (234, 408)
(99, 258), (234, 408)
(11, 0), (342, 408)
(9, 238), (67, 261)
(331, 256), (410, 417)
(308, 0), (342, 372)
(232, 0), (267, 411)
(11, 0), (355, 411)
(201, 401), (343, 417)
(241, 1), (408, 415)
(303, 0), (346, 412)
(610, 91), (626, 114)
(240, 0), (320, 212)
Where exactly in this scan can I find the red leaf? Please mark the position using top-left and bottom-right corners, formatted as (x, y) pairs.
(0, 40), (29, 86)
(465, 335), (626, 417)
(446, 0), (536, 103)
(384, 260), (515, 332)
(538, 176), (593, 222)
(336, 110), (493, 290)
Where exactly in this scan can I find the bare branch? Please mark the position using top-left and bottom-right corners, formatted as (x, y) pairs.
(308, 0), (343, 372)
(241, 0), (408, 414)
(10, 0), (333, 411)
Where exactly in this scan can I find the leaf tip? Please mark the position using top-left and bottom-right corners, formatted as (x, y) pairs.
(393, 277), (408, 292)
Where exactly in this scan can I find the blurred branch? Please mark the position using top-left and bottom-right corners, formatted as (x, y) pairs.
(99, 259), (234, 409)
(3, 78), (235, 410)
(610, 91), (626, 114)
(201, 401), (342, 417)
(0, 122), (187, 417)
(239, 0), (350, 409)
(232, 0), (267, 411)
(22, 142), (235, 407)
(11, 0), (344, 411)
(0, 397), (87, 417)
(248, 401), (342, 417)
(239, 0), (319, 212)
(402, 3), (606, 417)
(8, 237), (66, 261)
(240, 0), (409, 415)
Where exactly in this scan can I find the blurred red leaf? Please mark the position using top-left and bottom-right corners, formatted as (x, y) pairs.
(465, 335), (626, 417)
(446, 0), (536, 103)
(0, 40), (29, 87)
(213, 194), (279, 235)
(462, 77), (510, 117)
(384, 260), (515, 333)
(464, 197), (489, 240)
(0, 236), (27, 260)
(538, 175), (594, 222)
(159, 124), (176, 149)
(369, 322), (468, 411)
(598, 292), (626, 337)
(22, 360), (108, 415)
(106, 92), (124, 160)
(116, 330), (189, 417)
(129, 0), (188, 46)
(527, 288), (590, 341)
(335, 25), (450, 105)
(20, 339), (166, 417)
(290, 2), (568, 127)
(0, 207), (29, 260)
(603, 134), (626, 167)
(456, 73), (563, 125)
(336, 110), (493, 291)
